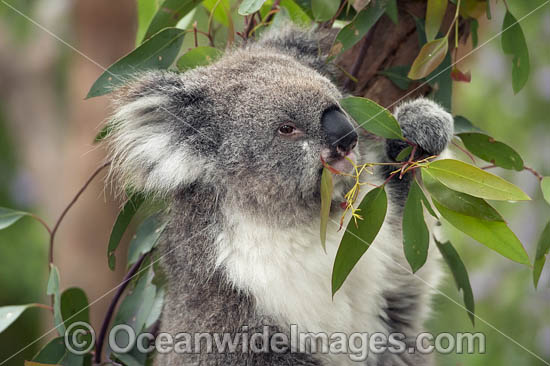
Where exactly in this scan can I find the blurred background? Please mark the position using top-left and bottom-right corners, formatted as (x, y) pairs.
(0, 0), (548, 365)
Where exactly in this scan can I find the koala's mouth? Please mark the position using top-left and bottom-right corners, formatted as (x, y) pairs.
(321, 148), (357, 174)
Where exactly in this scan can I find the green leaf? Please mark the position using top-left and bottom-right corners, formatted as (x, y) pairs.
(32, 337), (86, 366)
(108, 193), (146, 270)
(114, 267), (156, 338)
(280, 0), (312, 25)
(176, 46), (222, 71)
(60, 287), (89, 329)
(0, 305), (34, 333)
(453, 115), (484, 134)
(332, 186), (387, 295)
(428, 47), (452, 110)
(47, 264), (65, 336)
(311, 0), (339, 21)
(402, 181), (429, 273)
(408, 37), (449, 80)
(377, 65), (411, 90)
(332, 3), (386, 54)
(238, 0), (267, 15)
(458, 133), (524, 171)
(385, 0), (398, 24)
(86, 28), (186, 98)
(470, 18), (479, 48)
(501, 10), (530, 94)
(425, 0), (447, 41)
(533, 221), (550, 288)
(145, 287), (165, 328)
(435, 239), (475, 325)
(416, 184), (438, 219)
(136, 0), (159, 45)
(540, 177), (550, 206)
(0, 207), (27, 230)
(144, 0), (201, 40)
(320, 167), (333, 251)
(340, 97), (403, 140)
(433, 200), (530, 265)
(94, 122), (114, 143)
(127, 214), (167, 268)
(32, 337), (66, 363)
(422, 169), (504, 221)
(204, 0), (231, 27)
(424, 159), (530, 201)
(395, 145), (413, 162)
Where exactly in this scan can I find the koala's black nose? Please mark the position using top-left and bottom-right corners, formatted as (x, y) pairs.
(322, 109), (358, 155)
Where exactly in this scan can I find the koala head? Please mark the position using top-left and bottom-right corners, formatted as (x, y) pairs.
(108, 31), (359, 222)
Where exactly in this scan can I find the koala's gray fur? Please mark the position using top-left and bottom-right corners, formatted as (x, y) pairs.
(107, 22), (453, 366)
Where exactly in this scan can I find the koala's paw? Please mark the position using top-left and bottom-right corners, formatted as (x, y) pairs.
(386, 98), (454, 161)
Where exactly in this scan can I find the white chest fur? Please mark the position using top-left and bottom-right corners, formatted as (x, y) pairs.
(215, 202), (414, 365)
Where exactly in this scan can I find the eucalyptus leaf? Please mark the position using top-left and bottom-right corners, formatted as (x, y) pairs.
(93, 122), (114, 144)
(320, 167), (333, 251)
(0, 305), (34, 333)
(332, 187), (387, 295)
(423, 159), (530, 201)
(144, 0), (201, 40)
(47, 264), (65, 336)
(402, 181), (429, 273)
(136, 0), (159, 45)
(108, 193), (146, 270)
(280, 0), (312, 25)
(425, 0), (447, 41)
(470, 18), (479, 48)
(113, 267), (156, 344)
(408, 37), (449, 80)
(311, 0), (339, 21)
(385, 0), (398, 24)
(533, 221), (550, 288)
(433, 201), (530, 265)
(435, 239), (475, 325)
(331, 2), (386, 54)
(87, 28), (186, 98)
(127, 214), (167, 268)
(238, 0), (267, 15)
(377, 65), (411, 90)
(540, 177), (550, 206)
(60, 287), (89, 329)
(340, 97), (403, 140)
(32, 336), (84, 366)
(395, 146), (413, 162)
(422, 169), (504, 221)
(502, 10), (530, 94)
(177, 46), (222, 71)
(453, 115), (484, 134)
(458, 133), (524, 171)
(0, 207), (27, 230)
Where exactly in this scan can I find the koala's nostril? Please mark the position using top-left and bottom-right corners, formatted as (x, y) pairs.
(321, 109), (358, 155)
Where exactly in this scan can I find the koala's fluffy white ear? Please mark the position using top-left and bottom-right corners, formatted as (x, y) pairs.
(107, 71), (216, 197)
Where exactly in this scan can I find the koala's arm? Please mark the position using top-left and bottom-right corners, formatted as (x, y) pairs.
(386, 98), (454, 162)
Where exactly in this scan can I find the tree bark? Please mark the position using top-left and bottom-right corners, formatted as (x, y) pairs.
(338, 0), (459, 109)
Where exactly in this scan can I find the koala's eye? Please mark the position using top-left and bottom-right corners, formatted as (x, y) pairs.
(278, 123), (297, 135)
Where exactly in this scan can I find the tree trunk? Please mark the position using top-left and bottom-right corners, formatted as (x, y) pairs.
(338, 0), (458, 108)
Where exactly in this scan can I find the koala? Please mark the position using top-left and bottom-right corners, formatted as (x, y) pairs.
(107, 23), (453, 366)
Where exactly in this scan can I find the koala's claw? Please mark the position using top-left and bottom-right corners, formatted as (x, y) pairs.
(386, 98), (454, 161)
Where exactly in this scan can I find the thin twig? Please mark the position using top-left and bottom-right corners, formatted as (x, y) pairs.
(452, 139), (476, 164)
(49, 161), (111, 266)
(264, 0), (281, 24)
(524, 166), (544, 181)
(94, 252), (149, 365)
(28, 213), (52, 235)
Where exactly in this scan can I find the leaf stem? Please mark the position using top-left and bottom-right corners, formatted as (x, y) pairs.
(48, 161), (111, 268)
